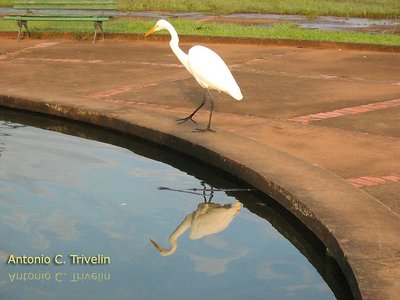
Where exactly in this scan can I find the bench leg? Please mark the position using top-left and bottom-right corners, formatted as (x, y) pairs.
(93, 21), (104, 44)
(17, 20), (30, 41)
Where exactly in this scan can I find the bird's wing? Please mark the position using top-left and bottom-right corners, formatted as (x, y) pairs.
(188, 46), (243, 100)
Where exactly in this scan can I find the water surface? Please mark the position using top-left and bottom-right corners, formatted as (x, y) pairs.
(0, 109), (352, 299)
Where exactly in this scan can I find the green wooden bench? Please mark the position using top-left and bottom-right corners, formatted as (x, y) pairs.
(4, 0), (118, 43)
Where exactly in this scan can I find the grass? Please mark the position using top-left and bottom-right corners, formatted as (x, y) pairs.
(0, 18), (399, 46)
(0, 0), (11, 6)
(0, 0), (399, 18)
(0, 0), (398, 46)
(118, 0), (400, 18)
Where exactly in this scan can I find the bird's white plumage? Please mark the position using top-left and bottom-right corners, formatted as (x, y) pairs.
(187, 46), (243, 100)
(189, 201), (241, 239)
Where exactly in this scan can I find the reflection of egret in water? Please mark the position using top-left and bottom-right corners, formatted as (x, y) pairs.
(150, 182), (243, 256)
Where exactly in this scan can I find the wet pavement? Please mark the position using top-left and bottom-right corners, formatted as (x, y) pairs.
(205, 13), (400, 34)
(0, 37), (399, 300)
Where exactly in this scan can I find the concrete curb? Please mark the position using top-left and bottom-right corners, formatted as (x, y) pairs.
(1, 94), (400, 300)
(0, 31), (399, 53)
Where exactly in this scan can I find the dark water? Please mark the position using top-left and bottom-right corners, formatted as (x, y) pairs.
(0, 108), (352, 300)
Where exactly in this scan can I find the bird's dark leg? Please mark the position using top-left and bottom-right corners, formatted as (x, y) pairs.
(208, 186), (215, 203)
(195, 89), (216, 132)
(200, 181), (214, 203)
(201, 181), (207, 203)
(176, 90), (206, 124)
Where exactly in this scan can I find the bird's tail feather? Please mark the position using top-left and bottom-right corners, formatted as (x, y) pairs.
(230, 88), (243, 101)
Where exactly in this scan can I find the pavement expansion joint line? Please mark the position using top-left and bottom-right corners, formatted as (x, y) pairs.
(0, 41), (59, 60)
(347, 172), (400, 188)
(289, 98), (400, 124)
(86, 77), (191, 100)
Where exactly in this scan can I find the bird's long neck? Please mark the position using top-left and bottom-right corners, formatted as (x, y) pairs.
(155, 213), (193, 256)
(161, 238), (178, 256)
(165, 23), (192, 74)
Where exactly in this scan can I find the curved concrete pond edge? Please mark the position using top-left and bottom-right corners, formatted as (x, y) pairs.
(1, 95), (400, 300)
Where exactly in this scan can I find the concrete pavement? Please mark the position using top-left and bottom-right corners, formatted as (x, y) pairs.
(0, 36), (399, 299)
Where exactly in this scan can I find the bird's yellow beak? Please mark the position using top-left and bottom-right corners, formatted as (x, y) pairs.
(145, 25), (156, 37)
(149, 239), (162, 252)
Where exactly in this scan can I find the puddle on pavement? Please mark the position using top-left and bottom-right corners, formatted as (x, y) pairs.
(0, 108), (353, 299)
(220, 13), (399, 34)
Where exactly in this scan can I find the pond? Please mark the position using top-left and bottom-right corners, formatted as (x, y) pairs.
(0, 108), (352, 299)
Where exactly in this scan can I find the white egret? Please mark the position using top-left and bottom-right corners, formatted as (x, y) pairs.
(150, 200), (241, 256)
(145, 19), (243, 132)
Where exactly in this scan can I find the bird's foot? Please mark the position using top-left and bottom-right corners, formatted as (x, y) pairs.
(193, 127), (216, 133)
(176, 116), (197, 124)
